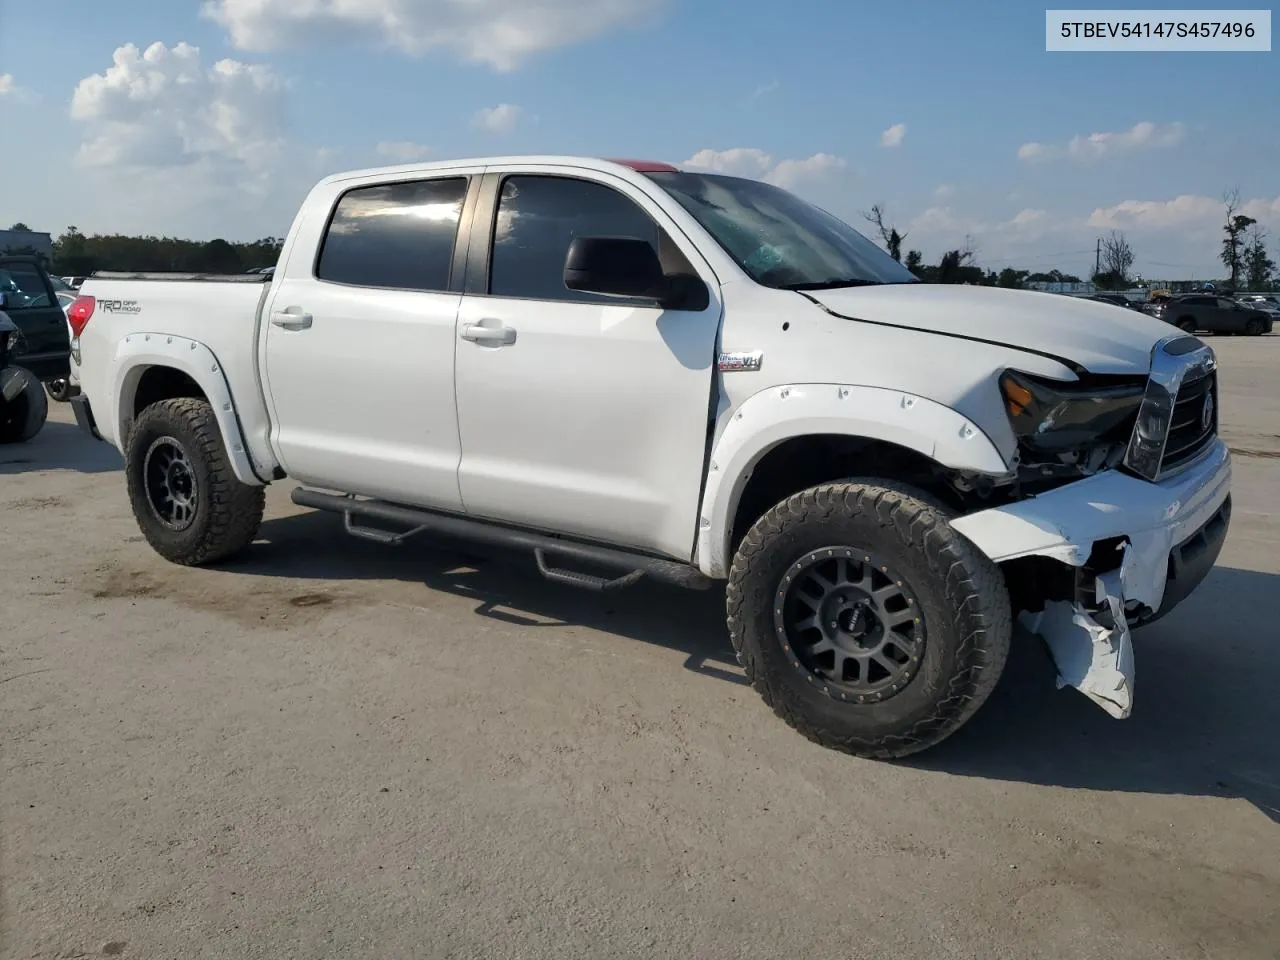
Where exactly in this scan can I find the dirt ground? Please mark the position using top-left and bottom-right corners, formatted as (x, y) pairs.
(3, 336), (1279, 960)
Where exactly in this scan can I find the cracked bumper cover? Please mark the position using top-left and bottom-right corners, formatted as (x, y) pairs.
(950, 441), (1230, 718)
(951, 438), (1231, 618)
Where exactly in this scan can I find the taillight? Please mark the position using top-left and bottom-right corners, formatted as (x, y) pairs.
(67, 295), (96, 337)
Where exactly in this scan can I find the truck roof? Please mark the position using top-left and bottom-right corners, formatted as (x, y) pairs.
(314, 155), (683, 187)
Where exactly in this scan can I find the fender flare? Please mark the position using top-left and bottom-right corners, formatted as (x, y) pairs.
(112, 333), (268, 486)
(693, 383), (1011, 578)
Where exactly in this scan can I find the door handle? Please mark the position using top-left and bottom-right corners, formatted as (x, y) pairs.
(460, 322), (517, 345)
(271, 310), (313, 330)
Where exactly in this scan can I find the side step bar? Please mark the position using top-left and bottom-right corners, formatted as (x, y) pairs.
(290, 487), (714, 593)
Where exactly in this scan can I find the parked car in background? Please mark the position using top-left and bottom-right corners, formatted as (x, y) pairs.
(0, 256), (72, 394)
(1146, 293), (1273, 335)
(69, 155), (1232, 759)
(1086, 294), (1143, 311)
(61, 276), (88, 289)
(0, 294), (51, 443)
(1236, 294), (1280, 317)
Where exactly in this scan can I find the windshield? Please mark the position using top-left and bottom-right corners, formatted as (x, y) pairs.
(646, 170), (919, 290)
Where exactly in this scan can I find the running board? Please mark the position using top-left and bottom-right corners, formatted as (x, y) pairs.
(290, 488), (714, 592)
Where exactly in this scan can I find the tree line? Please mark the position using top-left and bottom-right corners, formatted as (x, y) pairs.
(863, 187), (1278, 291)
(3, 223), (283, 277)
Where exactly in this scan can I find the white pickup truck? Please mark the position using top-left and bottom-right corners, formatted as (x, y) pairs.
(68, 156), (1232, 758)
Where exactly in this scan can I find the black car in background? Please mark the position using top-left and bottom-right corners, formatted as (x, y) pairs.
(1087, 293), (1144, 311)
(1145, 293), (1273, 335)
(0, 256), (72, 384)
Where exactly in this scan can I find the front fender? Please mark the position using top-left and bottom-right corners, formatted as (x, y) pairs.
(693, 383), (1010, 578)
(112, 333), (267, 486)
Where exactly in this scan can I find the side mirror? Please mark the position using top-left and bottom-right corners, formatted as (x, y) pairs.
(564, 236), (667, 302)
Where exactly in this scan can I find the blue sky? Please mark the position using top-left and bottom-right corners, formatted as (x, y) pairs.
(1, 0), (1276, 280)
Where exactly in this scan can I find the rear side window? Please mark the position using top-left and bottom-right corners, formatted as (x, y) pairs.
(0, 264), (54, 310)
(488, 175), (661, 303)
(316, 177), (468, 291)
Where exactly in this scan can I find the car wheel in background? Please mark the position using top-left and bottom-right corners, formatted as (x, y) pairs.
(0, 366), (49, 444)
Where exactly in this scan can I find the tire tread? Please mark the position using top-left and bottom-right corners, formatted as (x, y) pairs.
(725, 479), (1012, 759)
(125, 397), (265, 565)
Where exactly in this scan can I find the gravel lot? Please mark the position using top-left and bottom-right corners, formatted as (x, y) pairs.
(4, 335), (1279, 960)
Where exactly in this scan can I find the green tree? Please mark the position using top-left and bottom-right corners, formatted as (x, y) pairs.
(1243, 225), (1275, 290)
(997, 267), (1030, 288)
(1220, 188), (1256, 289)
(862, 204), (907, 262)
(7, 222), (32, 232)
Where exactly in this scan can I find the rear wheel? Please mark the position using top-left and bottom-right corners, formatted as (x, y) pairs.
(1245, 318), (1265, 336)
(0, 367), (48, 443)
(726, 480), (1012, 759)
(125, 397), (265, 565)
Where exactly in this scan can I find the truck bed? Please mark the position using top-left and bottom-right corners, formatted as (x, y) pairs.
(74, 273), (273, 459)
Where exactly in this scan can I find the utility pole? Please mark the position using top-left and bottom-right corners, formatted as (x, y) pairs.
(1095, 237), (1101, 278)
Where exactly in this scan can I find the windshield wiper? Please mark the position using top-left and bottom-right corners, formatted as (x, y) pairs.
(778, 279), (883, 291)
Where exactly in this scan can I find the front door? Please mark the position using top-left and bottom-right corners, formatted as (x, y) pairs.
(452, 170), (722, 560)
(262, 174), (473, 510)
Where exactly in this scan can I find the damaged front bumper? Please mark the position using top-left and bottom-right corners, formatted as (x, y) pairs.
(951, 439), (1232, 717)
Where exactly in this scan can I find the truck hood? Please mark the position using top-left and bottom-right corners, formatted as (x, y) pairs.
(806, 284), (1170, 375)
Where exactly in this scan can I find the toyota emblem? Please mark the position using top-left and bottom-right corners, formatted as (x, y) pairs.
(1200, 391), (1214, 431)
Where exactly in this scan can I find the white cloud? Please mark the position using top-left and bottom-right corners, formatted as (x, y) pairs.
(472, 103), (522, 133)
(879, 123), (906, 148)
(768, 153), (845, 188)
(376, 140), (431, 161)
(934, 184), (954, 199)
(202, 0), (666, 72)
(1018, 121), (1185, 163)
(682, 147), (845, 188)
(683, 147), (773, 177)
(63, 41), (318, 239)
(71, 41), (285, 172)
(1087, 192), (1280, 231)
(906, 205), (1063, 259)
(0, 74), (15, 95)
(1017, 142), (1050, 162)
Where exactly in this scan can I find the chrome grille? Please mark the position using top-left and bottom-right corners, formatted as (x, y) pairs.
(1123, 335), (1219, 482)
(1161, 369), (1217, 472)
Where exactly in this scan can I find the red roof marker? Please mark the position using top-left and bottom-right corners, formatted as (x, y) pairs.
(605, 158), (680, 173)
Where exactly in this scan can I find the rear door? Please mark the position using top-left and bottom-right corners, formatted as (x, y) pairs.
(451, 167), (723, 560)
(260, 171), (479, 509)
(0, 257), (70, 380)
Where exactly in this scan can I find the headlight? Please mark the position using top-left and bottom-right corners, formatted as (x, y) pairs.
(999, 371), (1144, 454)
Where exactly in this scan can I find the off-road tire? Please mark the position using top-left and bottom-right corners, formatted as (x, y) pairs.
(726, 480), (1012, 759)
(125, 397), (265, 565)
(0, 366), (48, 443)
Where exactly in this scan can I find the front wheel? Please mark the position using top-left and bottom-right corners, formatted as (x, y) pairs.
(726, 480), (1012, 759)
(125, 397), (265, 565)
(1177, 318), (1197, 333)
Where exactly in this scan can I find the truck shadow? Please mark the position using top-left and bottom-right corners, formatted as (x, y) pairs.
(239, 511), (1279, 821)
(909, 565), (1280, 823)
(241, 509), (745, 687)
(0, 419), (123, 475)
